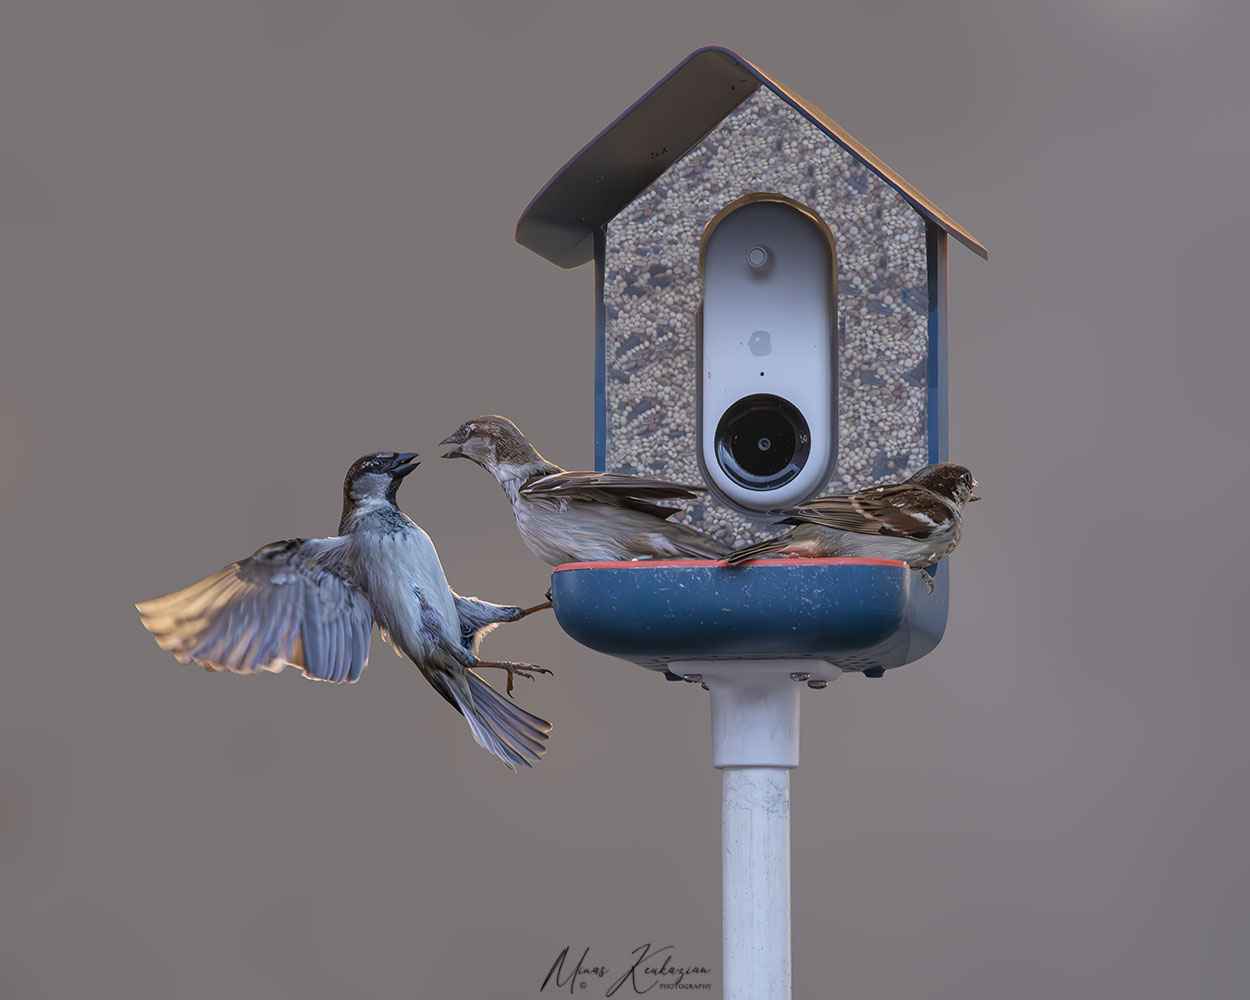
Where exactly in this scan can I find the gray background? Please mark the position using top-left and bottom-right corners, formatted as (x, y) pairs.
(3, 2), (1247, 997)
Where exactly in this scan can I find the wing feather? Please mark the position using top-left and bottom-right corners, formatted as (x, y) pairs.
(520, 471), (704, 519)
(137, 537), (373, 683)
(784, 486), (953, 539)
(452, 592), (524, 652)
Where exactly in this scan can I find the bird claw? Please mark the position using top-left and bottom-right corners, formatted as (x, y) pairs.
(503, 663), (553, 697)
(918, 568), (935, 594)
(476, 661), (554, 697)
(516, 600), (553, 620)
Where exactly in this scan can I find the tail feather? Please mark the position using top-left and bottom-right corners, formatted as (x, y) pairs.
(658, 522), (730, 560)
(445, 670), (552, 771)
(725, 534), (794, 566)
(469, 672), (549, 758)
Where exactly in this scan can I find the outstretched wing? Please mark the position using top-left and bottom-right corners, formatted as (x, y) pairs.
(783, 485), (951, 540)
(520, 471), (704, 519)
(136, 537), (373, 683)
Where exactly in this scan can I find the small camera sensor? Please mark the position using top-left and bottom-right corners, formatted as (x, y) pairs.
(714, 394), (811, 491)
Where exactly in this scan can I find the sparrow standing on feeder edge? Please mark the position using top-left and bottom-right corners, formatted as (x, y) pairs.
(136, 452), (552, 770)
(440, 415), (727, 565)
(725, 462), (980, 592)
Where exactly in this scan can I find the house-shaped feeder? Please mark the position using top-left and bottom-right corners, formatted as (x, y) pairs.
(517, 46), (987, 677)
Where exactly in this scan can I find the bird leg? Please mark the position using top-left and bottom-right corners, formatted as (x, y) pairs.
(474, 660), (553, 697)
(918, 568), (935, 594)
(516, 600), (553, 619)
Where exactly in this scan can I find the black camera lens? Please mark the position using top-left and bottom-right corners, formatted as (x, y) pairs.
(714, 394), (811, 491)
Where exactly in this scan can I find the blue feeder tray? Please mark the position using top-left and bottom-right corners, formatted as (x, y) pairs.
(550, 557), (949, 675)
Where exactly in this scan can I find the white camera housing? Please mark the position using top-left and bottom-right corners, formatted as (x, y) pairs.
(699, 195), (838, 512)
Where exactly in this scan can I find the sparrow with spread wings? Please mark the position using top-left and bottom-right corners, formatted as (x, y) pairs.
(725, 462), (980, 591)
(136, 452), (552, 770)
(439, 415), (726, 565)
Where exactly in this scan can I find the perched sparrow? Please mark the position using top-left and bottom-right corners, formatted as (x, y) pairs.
(439, 415), (727, 565)
(136, 452), (552, 770)
(724, 462), (980, 591)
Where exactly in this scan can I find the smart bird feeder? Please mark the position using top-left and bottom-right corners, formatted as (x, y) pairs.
(516, 46), (986, 1000)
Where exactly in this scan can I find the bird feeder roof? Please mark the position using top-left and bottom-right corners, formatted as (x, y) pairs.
(516, 46), (988, 268)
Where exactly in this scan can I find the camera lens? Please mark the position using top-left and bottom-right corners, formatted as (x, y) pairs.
(714, 394), (811, 491)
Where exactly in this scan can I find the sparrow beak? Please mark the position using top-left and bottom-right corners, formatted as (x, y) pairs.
(391, 452), (420, 478)
(439, 432), (466, 459)
(970, 477), (981, 501)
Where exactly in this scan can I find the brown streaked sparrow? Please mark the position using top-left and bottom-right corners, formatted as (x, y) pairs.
(725, 462), (980, 591)
(439, 415), (727, 565)
(136, 452), (552, 770)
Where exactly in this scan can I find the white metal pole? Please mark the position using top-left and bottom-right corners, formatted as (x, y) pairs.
(671, 659), (836, 1000)
(722, 766), (791, 1000)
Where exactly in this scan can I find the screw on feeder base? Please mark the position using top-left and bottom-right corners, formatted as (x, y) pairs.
(683, 673), (703, 684)
(789, 672), (811, 682)
(807, 679), (829, 689)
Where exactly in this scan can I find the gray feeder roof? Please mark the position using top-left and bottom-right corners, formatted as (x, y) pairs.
(516, 46), (988, 268)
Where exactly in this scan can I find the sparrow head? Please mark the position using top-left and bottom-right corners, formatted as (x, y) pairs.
(439, 416), (546, 477)
(343, 451), (420, 507)
(907, 462), (980, 507)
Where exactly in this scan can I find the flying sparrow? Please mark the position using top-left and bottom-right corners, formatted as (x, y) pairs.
(724, 462), (980, 591)
(136, 452), (552, 770)
(439, 415), (727, 565)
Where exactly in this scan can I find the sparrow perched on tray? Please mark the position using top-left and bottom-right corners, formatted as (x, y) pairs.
(439, 415), (727, 565)
(136, 452), (552, 770)
(725, 462), (980, 591)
